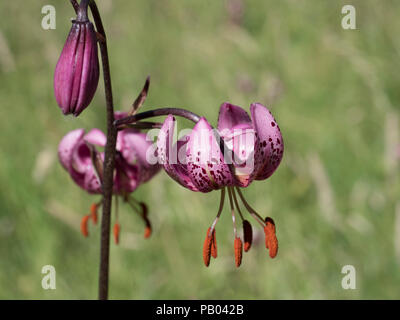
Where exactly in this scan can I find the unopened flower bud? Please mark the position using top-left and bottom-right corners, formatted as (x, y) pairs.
(54, 1), (99, 116)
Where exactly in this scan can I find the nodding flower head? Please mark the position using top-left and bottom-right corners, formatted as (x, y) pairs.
(58, 114), (160, 242)
(54, 1), (99, 116)
(157, 102), (283, 267)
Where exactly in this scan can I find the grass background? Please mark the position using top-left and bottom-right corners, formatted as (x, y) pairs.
(0, 0), (400, 299)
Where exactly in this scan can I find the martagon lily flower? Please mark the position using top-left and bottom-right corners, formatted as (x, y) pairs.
(157, 102), (283, 267)
(58, 112), (160, 243)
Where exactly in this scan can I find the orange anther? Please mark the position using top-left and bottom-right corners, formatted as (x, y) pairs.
(113, 223), (121, 244)
(264, 217), (278, 258)
(211, 229), (217, 259)
(144, 216), (152, 239)
(242, 220), (253, 252)
(90, 203), (98, 224)
(203, 227), (213, 267)
(144, 226), (152, 239)
(234, 237), (243, 268)
(81, 215), (90, 237)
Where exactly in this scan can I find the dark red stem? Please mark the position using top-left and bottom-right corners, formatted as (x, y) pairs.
(89, 0), (117, 300)
(69, 0), (79, 13)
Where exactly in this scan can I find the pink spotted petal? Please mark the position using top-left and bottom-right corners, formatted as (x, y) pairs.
(217, 102), (252, 134)
(217, 103), (259, 186)
(68, 158), (102, 194)
(58, 129), (85, 171)
(187, 117), (234, 192)
(157, 115), (199, 191)
(119, 129), (160, 183)
(114, 112), (131, 152)
(114, 111), (129, 121)
(223, 123), (258, 187)
(58, 129), (101, 193)
(82, 166), (102, 194)
(114, 156), (139, 194)
(70, 141), (102, 193)
(84, 128), (106, 147)
(71, 139), (92, 174)
(250, 103), (284, 180)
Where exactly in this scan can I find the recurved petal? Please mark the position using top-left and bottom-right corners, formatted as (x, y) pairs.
(250, 103), (284, 180)
(58, 129), (85, 171)
(186, 117), (233, 192)
(114, 111), (129, 121)
(68, 160), (102, 194)
(171, 138), (200, 190)
(82, 165), (103, 194)
(157, 115), (198, 191)
(119, 129), (160, 183)
(71, 139), (92, 174)
(114, 113), (131, 152)
(224, 123), (258, 187)
(217, 102), (252, 133)
(84, 128), (106, 147)
(114, 156), (139, 194)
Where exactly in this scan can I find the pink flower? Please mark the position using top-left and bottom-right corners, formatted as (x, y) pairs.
(158, 102), (283, 191)
(58, 127), (159, 195)
(58, 122), (160, 241)
(58, 128), (102, 193)
(157, 102), (283, 267)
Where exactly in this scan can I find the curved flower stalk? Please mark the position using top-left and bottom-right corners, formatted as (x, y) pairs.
(58, 114), (160, 242)
(54, 0), (99, 116)
(156, 102), (283, 267)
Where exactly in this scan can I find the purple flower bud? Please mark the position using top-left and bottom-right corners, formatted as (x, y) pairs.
(54, 3), (99, 116)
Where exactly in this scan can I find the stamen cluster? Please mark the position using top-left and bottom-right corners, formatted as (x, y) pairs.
(202, 187), (278, 268)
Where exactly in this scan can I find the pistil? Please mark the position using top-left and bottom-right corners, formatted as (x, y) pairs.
(228, 187), (243, 267)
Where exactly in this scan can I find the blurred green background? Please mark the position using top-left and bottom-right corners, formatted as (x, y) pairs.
(0, 0), (399, 299)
